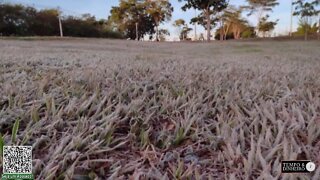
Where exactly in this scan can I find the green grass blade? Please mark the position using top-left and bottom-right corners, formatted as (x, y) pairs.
(0, 133), (4, 157)
(12, 119), (20, 144)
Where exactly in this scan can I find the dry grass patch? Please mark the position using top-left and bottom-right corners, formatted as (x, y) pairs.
(0, 39), (320, 179)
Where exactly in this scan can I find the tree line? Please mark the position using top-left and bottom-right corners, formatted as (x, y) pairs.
(0, 4), (123, 38)
(108, 0), (319, 41)
(1, 1), (319, 41)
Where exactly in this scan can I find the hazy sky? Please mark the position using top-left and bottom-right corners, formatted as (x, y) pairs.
(5, 0), (300, 40)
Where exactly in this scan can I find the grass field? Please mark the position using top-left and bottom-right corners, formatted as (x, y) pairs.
(0, 39), (320, 179)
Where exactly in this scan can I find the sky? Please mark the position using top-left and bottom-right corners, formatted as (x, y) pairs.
(4, 0), (300, 40)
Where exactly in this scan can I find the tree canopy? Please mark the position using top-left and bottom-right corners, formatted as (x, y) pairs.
(215, 6), (256, 40)
(108, 0), (173, 40)
(145, 0), (173, 41)
(173, 18), (193, 40)
(245, 0), (279, 16)
(294, 20), (319, 36)
(257, 15), (278, 37)
(293, 0), (320, 40)
(108, 0), (155, 40)
(244, 0), (279, 37)
(223, 6), (250, 39)
(178, 0), (229, 41)
(0, 4), (123, 38)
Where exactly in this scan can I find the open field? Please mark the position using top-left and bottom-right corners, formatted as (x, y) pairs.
(0, 39), (320, 179)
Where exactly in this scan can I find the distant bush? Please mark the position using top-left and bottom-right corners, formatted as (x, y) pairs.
(241, 27), (256, 39)
(0, 4), (124, 39)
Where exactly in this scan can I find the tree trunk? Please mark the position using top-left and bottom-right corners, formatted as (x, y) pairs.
(233, 28), (240, 40)
(305, 25), (308, 41)
(237, 30), (241, 39)
(206, 8), (211, 42)
(156, 24), (159, 42)
(135, 22), (139, 41)
(318, 17), (320, 40)
(224, 24), (230, 40)
(220, 27), (224, 41)
(183, 31), (185, 41)
(219, 17), (224, 41)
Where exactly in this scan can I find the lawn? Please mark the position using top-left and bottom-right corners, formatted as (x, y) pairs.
(0, 39), (320, 179)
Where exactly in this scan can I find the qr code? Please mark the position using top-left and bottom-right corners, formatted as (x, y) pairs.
(3, 146), (32, 174)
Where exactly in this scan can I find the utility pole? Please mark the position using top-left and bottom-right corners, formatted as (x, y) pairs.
(57, 7), (63, 37)
(290, 0), (293, 36)
(59, 16), (63, 37)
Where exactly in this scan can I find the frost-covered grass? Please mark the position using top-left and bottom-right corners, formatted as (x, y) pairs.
(0, 39), (320, 179)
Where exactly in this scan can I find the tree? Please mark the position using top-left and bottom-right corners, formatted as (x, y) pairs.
(178, 0), (229, 41)
(190, 11), (218, 39)
(219, 6), (247, 40)
(0, 3), (123, 38)
(173, 18), (186, 28)
(31, 9), (60, 36)
(293, 0), (320, 40)
(0, 4), (34, 36)
(257, 15), (278, 37)
(108, 0), (173, 41)
(158, 28), (170, 41)
(214, 13), (256, 40)
(245, 0), (279, 16)
(181, 26), (193, 40)
(229, 11), (248, 39)
(63, 14), (101, 37)
(294, 20), (319, 36)
(173, 19), (185, 40)
(244, 0), (279, 36)
(108, 0), (156, 40)
(173, 19), (192, 40)
(145, 0), (173, 41)
(217, 10), (226, 41)
(214, 6), (257, 40)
